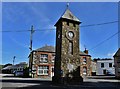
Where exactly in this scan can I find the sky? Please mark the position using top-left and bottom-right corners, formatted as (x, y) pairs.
(118, 2), (120, 48)
(2, 2), (118, 65)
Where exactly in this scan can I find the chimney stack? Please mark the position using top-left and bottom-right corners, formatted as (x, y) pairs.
(84, 48), (88, 54)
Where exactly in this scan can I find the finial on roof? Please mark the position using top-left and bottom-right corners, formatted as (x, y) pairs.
(67, 2), (69, 9)
(84, 45), (88, 54)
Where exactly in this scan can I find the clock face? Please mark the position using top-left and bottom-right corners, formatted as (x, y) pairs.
(68, 31), (74, 39)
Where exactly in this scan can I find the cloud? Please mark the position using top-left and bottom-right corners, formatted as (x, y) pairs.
(107, 52), (115, 58)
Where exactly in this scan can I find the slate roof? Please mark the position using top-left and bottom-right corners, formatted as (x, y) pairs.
(2, 63), (27, 70)
(61, 8), (80, 22)
(114, 48), (120, 57)
(93, 58), (113, 62)
(80, 51), (91, 57)
(55, 8), (80, 26)
(2, 66), (12, 70)
(35, 45), (55, 52)
(35, 45), (91, 57)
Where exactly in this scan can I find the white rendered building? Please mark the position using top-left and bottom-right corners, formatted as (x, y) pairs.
(96, 59), (115, 75)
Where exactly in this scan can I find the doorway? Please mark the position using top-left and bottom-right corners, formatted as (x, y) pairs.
(103, 69), (106, 75)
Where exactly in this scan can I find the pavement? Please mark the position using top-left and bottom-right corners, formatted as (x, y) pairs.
(0, 74), (120, 89)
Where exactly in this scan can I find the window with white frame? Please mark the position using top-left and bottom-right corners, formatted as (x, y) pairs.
(83, 57), (87, 64)
(38, 66), (49, 75)
(40, 54), (48, 63)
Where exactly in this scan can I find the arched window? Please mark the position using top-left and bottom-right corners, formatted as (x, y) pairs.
(68, 41), (73, 55)
(83, 67), (87, 75)
(83, 57), (87, 64)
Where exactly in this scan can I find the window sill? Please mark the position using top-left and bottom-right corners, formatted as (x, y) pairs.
(37, 74), (49, 76)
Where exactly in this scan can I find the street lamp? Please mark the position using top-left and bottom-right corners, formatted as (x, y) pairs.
(13, 56), (16, 65)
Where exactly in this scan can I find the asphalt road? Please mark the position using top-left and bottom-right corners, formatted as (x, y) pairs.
(1, 74), (120, 89)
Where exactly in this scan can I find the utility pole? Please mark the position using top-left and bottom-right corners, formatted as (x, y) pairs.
(13, 56), (16, 65)
(29, 25), (35, 78)
(29, 25), (35, 52)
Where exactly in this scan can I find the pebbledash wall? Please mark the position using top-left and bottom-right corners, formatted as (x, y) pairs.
(29, 45), (92, 78)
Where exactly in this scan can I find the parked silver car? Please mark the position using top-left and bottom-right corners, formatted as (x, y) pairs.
(14, 71), (23, 77)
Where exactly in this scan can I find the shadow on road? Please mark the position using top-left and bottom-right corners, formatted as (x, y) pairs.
(2, 79), (51, 84)
(2, 78), (120, 89)
(16, 82), (120, 89)
(87, 76), (116, 79)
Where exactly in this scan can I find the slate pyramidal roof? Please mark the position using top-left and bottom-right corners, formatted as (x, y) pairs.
(61, 8), (80, 22)
(55, 7), (80, 26)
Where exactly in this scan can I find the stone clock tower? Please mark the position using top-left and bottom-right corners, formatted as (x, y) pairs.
(53, 5), (83, 84)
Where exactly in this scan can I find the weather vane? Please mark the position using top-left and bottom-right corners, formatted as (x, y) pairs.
(67, 2), (69, 9)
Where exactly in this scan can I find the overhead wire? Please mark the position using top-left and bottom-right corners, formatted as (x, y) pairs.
(89, 30), (119, 51)
(81, 21), (118, 27)
(1, 20), (119, 51)
(1, 20), (118, 32)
